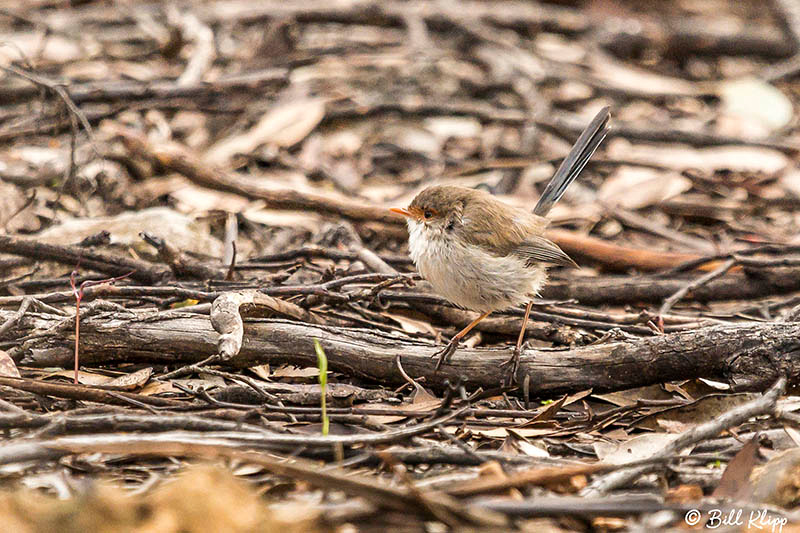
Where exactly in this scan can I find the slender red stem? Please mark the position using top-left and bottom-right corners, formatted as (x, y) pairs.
(70, 270), (81, 384)
(74, 296), (80, 384)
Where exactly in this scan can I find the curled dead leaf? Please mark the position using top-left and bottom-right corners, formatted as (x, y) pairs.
(0, 350), (20, 378)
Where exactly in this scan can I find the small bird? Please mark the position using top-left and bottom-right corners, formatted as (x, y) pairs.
(391, 107), (610, 379)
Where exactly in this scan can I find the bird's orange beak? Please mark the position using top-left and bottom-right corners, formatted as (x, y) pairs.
(390, 207), (412, 218)
(391, 206), (425, 220)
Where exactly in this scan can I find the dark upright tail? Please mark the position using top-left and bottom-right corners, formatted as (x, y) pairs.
(533, 107), (611, 217)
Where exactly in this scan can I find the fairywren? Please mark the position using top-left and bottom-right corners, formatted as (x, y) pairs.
(391, 107), (611, 379)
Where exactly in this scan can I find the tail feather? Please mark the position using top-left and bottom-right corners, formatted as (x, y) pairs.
(533, 107), (611, 217)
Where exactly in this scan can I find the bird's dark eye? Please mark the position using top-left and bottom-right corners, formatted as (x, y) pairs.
(423, 210), (433, 219)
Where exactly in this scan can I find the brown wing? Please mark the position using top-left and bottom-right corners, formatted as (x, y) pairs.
(513, 235), (578, 268)
(456, 190), (554, 258)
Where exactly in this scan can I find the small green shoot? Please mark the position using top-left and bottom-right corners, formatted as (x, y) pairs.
(313, 339), (329, 436)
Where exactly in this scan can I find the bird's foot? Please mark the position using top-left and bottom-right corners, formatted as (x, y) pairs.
(432, 338), (460, 371)
(499, 345), (522, 386)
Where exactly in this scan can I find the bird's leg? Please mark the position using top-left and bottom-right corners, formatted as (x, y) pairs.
(501, 300), (533, 382)
(433, 311), (491, 370)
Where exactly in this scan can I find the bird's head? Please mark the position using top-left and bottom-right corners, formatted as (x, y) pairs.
(390, 186), (467, 234)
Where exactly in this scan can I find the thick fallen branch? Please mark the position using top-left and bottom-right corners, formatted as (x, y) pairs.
(6, 310), (798, 394)
(541, 266), (800, 305)
(381, 264), (800, 308)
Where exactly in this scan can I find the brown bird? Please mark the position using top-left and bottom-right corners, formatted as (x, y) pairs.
(391, 107), (610, 380)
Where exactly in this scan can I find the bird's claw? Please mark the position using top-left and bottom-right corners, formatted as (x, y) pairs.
(432, 339), (460, 371)
(499, 346), (521, 386)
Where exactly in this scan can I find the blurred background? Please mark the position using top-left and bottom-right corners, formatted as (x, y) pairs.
(1, 0), (799, 263)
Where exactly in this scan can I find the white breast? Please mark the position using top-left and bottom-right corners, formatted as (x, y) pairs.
(407, 220), (546, 313)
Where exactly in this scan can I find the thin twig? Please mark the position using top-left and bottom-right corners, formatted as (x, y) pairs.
(657, 258), (736, 326)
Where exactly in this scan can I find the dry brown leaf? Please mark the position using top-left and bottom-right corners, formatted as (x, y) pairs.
(607, 139), (789, 174)
(598, 167), (691, 209)
(594, 385), (675, 407)
(248, 364), (271, 381)
(779, 170), (800, 199)
(594, 433), (679, 465)
(423, 116), (482, 141)
(205, 98), (326, 165)
(0, 350), (20, 378)
(562, 389), (594, 407)
(410, 385), (439, 407)
(713, 435), (759, 499)
(694, 378), (731, 392)
(0, 33), (83, 65)
(666, 484), (704, 503)
(45, 369), (114, 386)
(785, 426), (800, 448)
(0, 181), (38, 233)
(535, 32), (586, 63)
(104, 367), (153, 390)
(505, 431), (551, 458)
(36, 207), (223, 257)
(516, 396), (567, 427)
(321, 129), (364, 157)
(363, 402), (416, 425)
(195, 374), (227, 388)
(471, 427), (510, 439)
(366, 391), (441, 425)
(140, 380), (178, 396)
(717, 77), (793, 136)
(472, 427), (556, 439)
(242, 208), (323, 233)
(663, 382), (695, 400)
(751, 448), (800, 507)
(589, 51), (701, 96)
(231, 463), (265, 477)
(169, 181), (253, 213)
(381, 311), (438, 335)
(498, 436), (520, 456)
(381, 123), (441, 156)
(272, 365), (321, 379)
(634, 393), (757, 432)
